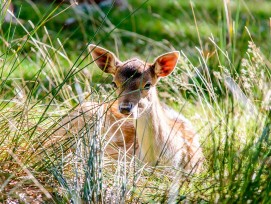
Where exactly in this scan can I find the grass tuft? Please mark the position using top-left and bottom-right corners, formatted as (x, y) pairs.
(0, 0), (271, 202)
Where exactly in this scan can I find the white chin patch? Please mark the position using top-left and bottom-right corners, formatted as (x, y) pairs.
(131, 106), (143, 119)
(132, 99), (151, 119)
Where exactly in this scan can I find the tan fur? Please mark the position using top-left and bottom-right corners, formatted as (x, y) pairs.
(55, 44), (204, 172)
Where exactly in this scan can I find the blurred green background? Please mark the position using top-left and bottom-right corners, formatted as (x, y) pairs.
(4, 0), (271, 60)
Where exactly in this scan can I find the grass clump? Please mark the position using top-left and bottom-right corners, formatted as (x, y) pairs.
(1, 0), (271, 203)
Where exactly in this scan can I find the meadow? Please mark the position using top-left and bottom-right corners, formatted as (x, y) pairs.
(0, 0), (271, 203)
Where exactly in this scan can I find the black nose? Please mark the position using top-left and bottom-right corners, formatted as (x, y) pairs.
(119, 102), (134, 115)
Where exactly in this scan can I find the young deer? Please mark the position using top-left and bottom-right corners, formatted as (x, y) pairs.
(88, 44), (204, 170)
(55, 45), (204, 171)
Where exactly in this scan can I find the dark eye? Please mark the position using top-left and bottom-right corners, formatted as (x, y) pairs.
(112, 82), (117, 88)
(144, 82), (152, 90)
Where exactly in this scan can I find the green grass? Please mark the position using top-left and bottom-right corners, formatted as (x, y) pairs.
(1, 0), (271, 203)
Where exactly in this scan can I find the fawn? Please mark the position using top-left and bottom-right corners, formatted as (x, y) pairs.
(55, 44), (204, 171)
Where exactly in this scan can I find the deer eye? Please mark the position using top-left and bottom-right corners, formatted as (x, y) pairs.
(144, 82), (152, 90)
(111, 82), (117, 88)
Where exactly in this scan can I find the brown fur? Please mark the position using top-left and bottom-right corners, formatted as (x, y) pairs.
(53, 101), (137, 159)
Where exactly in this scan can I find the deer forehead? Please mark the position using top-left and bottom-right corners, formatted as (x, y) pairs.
(114, 58), (156, 85)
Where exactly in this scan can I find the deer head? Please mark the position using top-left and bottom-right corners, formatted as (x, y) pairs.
(89, 44), (180, 117)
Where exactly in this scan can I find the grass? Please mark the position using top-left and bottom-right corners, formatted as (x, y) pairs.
(1, 0), (271, 203)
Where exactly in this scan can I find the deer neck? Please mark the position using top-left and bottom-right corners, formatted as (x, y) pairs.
(134, 88), (170, 165)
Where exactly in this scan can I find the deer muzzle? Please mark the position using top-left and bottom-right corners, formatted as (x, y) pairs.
(119, 102), (134, 115)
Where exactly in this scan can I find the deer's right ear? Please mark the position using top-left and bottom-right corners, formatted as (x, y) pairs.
(88, 44), (121, 74)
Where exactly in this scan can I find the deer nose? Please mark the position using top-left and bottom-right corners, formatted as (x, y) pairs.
(119, 102), (134, 115)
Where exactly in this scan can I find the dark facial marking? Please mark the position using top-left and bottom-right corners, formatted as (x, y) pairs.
(120, 66), (142, 79)
(118, 59), (149, 79)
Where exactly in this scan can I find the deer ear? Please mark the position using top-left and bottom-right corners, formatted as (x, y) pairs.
(89, 44), (121, 74)
(153, 51), (180, 77)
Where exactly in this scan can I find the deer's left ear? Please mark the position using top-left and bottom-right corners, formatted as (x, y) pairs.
(153, 51), (180, 77)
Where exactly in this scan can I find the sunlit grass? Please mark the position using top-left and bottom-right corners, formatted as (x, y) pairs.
(0, 0), (271, 203)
